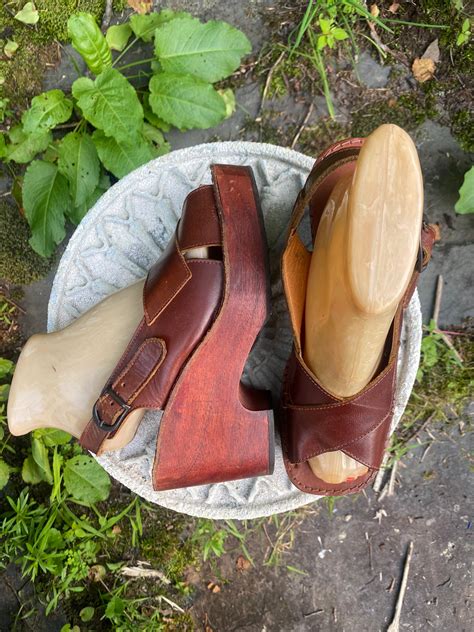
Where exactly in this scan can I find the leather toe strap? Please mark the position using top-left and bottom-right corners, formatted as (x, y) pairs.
(283, 351), (396, 468)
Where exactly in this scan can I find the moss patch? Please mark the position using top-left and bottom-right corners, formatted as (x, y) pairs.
(351, 92), (438, 138)
(0, 1), (106, 115)
(451, 110), (474, 153)
(36, 0), (106, 43)
(0, 201), (52, 284)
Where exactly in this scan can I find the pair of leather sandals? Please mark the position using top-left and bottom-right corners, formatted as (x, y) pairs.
(79, 140), (438, 496)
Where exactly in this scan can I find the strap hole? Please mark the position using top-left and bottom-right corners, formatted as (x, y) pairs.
(121, 382), (126, 387)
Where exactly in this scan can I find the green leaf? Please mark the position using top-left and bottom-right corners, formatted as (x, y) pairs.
(105, 596), (125, 621)
(58, 132), (100, 208)
(93, 129), (155, 178)
(0, 459), (10, 491)
(219, 88), (236, 118)
(130, 9), (189, 42)
(22, 437), (53, 484)
(47, 527), (65, 550)
(142, 123), (170, 155)
(0, 385), (9, 402)
(32, 428), (71, 447)
(69, 172), (110, 224)
(142, 93), (170, 131)
(0, 133), (6, 158)
(106, 23), (132, 51)
(22, 89), (73, 134)
(455, 166), (474, 214)
(80, 607), (95, 623)
(154, 16), (251, 83)
(23, 160), (70, 257)
(6, 126), (52, 164)
(14, 2), (39, 25)
(67, 13), (112, 75)
(149, 72), (226, 130)
(333, 28), (349, 40)
(4, 40), (19, 58)
(72, 68), (143, 143)
(63, 455), (111, 504)
(0, 358), (14, 379)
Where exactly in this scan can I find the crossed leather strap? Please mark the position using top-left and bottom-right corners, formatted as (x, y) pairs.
(80, 184), (225, 454)
(282, 138), (440, 472)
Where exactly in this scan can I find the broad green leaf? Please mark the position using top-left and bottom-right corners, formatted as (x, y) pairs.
(105, 596), (125, 620)
(69, 172), (110, 225)
(22, 89), (73, 134)
(455, 166), (474, 214)
(58, 132), (100, 208)
(142, 93), (170, 131)
(0, 358), (14, 379)
(67, 13), (112, 75)
(72, 68), (143, 142)
(93, 129), (155, 178)
(0, 459), (10, 491)
(4, 40), (19, 58)
(130, 9), (189, 42)
(80, 607), (95, 623)
(46, 527), (65, 550)
(23, 160), (70, 257)
(0, 134), (6, 158)
(63, 455), (111, 504)
(23, 437), (54, 484)
(32, 428), (72, 447)
(106, 23), (132, 51)
(6, 127), (52, 164)
(149, 72), (226, 130)
(22, 454), (44, 484)
(154, 17), (251, 83)
(14, 2), (39, 25)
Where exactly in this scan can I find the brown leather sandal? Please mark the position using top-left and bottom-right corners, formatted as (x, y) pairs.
(280, 138), (439, 496)
(80, 164), (274, 491)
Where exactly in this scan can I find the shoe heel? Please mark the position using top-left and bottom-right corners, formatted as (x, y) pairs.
(152, 165), (274, 491)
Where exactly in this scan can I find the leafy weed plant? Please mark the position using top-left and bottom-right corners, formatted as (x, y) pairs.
(0, 9), (251, 257)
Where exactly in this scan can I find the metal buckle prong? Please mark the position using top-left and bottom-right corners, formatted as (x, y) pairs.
(92, 387), (131, 432)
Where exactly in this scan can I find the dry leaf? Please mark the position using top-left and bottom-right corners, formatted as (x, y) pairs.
(370, 4), (380, 18)
(412, 58), (436, 83)
(127, 0), (152, 13)
(207, 581), (221, 593)
(422, 39), (440, 64)
(236, 555), (251, 571)
(388, 2), (400, 13)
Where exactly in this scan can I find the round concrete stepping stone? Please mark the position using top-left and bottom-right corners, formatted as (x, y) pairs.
(48, 142), (422, 519)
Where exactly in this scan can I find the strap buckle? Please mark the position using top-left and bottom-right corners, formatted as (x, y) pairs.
(92, 387), (132, 433)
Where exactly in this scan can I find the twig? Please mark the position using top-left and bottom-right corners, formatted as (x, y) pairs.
(387, 460), (398, 497)
(101, 0), (114, 30)
(291, 102), (314, 149)
(387, 541), (414, 632)
(0, 293), (25, 314)
(366, 532), (374, 572)
(432, 274), (443, 325)
(373, 452), (390, 492)
(260, 50), (285, 112)
(431, 275), (464, 364)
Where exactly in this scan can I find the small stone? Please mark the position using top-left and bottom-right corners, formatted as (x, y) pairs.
(355, 52), (391, 88)
(236, 555), (251, 571)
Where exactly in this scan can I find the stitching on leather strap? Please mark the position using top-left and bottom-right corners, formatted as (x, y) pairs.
(143, 237), (192, 326)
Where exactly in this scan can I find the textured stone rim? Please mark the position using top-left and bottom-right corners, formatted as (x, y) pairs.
(48, 141), (422, 519)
